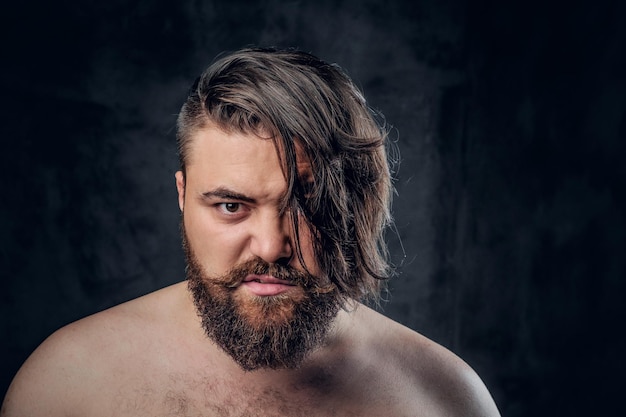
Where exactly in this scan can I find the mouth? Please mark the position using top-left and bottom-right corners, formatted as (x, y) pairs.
(241, 274), (297, 296)
(243, 274), (296, 285)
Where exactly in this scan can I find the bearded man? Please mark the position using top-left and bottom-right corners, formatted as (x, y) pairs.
(2, 47), (500, 416)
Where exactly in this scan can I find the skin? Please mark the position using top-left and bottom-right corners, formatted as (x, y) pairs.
(1, 124), (501, 416)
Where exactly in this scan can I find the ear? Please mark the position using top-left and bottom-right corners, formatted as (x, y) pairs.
(175, 171), (185, 212)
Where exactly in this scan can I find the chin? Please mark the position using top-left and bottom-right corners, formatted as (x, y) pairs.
(231, 286), (307, 330)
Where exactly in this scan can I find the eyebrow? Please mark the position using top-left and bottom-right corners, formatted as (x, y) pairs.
(201, 187), (256, 204)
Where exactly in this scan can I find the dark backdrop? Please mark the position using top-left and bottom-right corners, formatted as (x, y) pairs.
(1, 0), (624, 415)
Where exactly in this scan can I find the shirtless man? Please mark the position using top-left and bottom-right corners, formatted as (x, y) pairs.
(2, 48), (500, 416)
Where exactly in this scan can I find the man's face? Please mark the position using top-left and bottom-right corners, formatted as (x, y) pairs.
(175, 124), (340, 370)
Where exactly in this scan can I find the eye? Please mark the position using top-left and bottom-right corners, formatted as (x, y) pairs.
(218, 202), (241, 213)
(298, 181), (315, 200)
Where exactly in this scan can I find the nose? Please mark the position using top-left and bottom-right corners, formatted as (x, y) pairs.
(249, 210), (293, 265)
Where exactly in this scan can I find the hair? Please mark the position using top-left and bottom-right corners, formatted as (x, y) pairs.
(176, 47), (394, 303)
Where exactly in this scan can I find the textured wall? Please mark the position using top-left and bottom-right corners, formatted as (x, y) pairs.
(2, 0), (624, 415)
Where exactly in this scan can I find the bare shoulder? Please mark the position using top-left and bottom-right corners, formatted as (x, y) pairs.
(348, 305), (501, 417)
(1, 282), (189, 417)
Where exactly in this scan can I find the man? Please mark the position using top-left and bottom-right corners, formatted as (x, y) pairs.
(2, 47), (500, 416)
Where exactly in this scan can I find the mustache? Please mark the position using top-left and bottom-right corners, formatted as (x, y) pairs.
(218, 257), (336, 294)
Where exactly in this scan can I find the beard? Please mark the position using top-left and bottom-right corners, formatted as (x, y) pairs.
(183, 233), (341, 371)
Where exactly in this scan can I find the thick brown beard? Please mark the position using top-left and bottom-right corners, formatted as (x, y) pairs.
(183, 234), (341, 371)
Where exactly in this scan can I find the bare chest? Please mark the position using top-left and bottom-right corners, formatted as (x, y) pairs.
(102, 371), (414, 417)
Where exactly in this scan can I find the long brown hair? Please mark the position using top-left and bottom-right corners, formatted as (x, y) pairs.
(177, 47), (394, 303)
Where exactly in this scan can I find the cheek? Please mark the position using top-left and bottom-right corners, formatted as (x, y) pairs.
(294, 221), (320, 275)
(183, 208), (249, 275)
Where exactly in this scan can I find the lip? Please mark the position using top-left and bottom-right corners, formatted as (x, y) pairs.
(241, 274), (296, 296)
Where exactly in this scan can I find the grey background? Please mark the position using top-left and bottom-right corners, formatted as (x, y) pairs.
(1, 0), (625, 415)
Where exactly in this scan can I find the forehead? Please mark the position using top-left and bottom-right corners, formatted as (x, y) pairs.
(185, 125), (311, 194)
